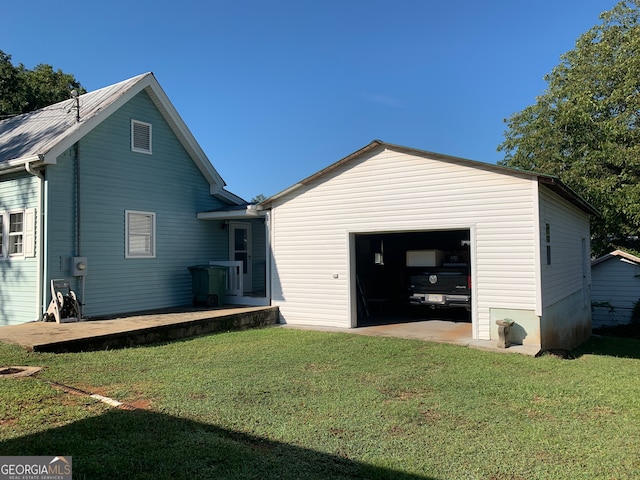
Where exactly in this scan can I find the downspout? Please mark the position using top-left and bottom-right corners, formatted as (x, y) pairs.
(25, 161), (45, 321)
(73, 142), (85, 318)
(74, 143), (81, 257)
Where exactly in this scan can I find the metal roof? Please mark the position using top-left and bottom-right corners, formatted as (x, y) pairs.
(0, 72), (242, 204)
(592, 249), (640, 267)
(0, 73), (148, 167)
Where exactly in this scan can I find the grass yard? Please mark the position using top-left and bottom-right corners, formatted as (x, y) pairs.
(0, 327), (639, 479)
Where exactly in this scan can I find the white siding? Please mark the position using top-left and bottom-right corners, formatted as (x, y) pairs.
(269, 146), (540, 339)
(538, 186), (591, 308)
(591, 257), (640, 327)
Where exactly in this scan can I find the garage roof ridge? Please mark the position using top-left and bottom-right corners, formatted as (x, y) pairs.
(258, 139), (599, 217)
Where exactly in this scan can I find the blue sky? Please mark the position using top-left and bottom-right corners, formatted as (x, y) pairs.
(3, 1), (618, 201)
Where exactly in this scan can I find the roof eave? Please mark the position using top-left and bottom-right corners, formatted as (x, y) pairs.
(260, 140), (384, 207)
(143, 78), (227, 188)
(0, 155), (45, 175)
(24, 73), (230, 196)
(537, 176), (601, 217)
(592, 249), (640, 266)
(210, 184), (246, 205)
(197, 204), (264, 220)
(39, 74), (156, 164)
(259, 140), (599, 218)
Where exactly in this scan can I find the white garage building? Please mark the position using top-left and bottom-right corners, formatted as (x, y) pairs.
(260, 141), (596, 351)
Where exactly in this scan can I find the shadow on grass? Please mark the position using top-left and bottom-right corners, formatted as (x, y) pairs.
(571, 334), (640, 360)
(0, 409), (434, 480)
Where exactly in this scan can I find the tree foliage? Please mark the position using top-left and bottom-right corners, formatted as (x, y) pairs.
(0, 50), (85, 117)
(498, 1), (640, 255)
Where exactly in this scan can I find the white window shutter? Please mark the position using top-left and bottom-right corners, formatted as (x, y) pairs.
(23, 208), (36, 258)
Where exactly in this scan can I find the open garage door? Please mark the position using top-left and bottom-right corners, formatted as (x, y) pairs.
(354, 230), (471, 327)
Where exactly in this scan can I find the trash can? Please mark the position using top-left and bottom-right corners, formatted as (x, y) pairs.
(188, 265), (227, 307)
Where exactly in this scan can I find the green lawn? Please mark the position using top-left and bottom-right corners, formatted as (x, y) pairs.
(1, 327), (639, 479)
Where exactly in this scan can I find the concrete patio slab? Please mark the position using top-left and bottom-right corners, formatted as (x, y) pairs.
(281, 320), (541, 356)
(0, 306), (278, 353)
(0, 307), (539, 356)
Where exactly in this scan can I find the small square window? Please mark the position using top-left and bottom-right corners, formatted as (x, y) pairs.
(131, 120), (152, 154)
(126, 211), (156, 258)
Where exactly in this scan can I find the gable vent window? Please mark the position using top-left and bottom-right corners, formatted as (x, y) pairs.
(131, 120), (152, 154)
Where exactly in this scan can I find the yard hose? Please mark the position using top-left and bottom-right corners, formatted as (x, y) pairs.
(46, 380), (137, 411)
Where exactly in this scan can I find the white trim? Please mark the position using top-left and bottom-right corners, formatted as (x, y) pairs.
(36, 74), (230, 195)
(469, 225), (478, 340)
(348, 232), (358, 328)
(347, 224), (478, 339)
(533, 183), (543, 316)
(197, 206), (266, 220)
(592, 249), (640, 267)
(7, 210), (25, 257)
(125, 210), (156, 258)
(42, 75), (153, 164)
(264, 210), (272, 304)
(229, 222), (252, 293)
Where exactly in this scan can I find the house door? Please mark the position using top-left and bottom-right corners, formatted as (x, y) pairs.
(230, 222), (252, 293)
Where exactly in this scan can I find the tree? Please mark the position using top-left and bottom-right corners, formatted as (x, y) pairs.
(251, 194), (267, 203)
(498, 1), (640, 255)
(0, 51), (24, 115)
(0, 50), (84, 117)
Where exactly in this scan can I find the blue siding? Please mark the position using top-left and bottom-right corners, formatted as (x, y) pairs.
(46, 90), (229, 317)
(0, 173), (39, 325)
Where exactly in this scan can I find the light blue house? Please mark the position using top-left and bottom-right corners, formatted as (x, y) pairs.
(0, 73), (268, 326)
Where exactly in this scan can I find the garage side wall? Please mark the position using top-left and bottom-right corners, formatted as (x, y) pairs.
(269, 147), (541, 340)
(538, 185), (592, 349)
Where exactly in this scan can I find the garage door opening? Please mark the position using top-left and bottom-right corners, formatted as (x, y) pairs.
(354, 230), (471, 327)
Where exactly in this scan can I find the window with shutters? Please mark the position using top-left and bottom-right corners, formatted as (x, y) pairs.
(131, 120), (152, 154)
(125, 210), (156, 258)
(0, 209), (35, 259)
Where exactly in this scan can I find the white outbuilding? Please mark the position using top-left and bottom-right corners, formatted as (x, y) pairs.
(591, 249), (640, 328)
(260, 141), (597, 351)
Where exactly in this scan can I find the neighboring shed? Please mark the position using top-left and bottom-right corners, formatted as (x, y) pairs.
(260, 141), (597, 351)
(591, 250), (640, 328)
(0, 73), (245, 325)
